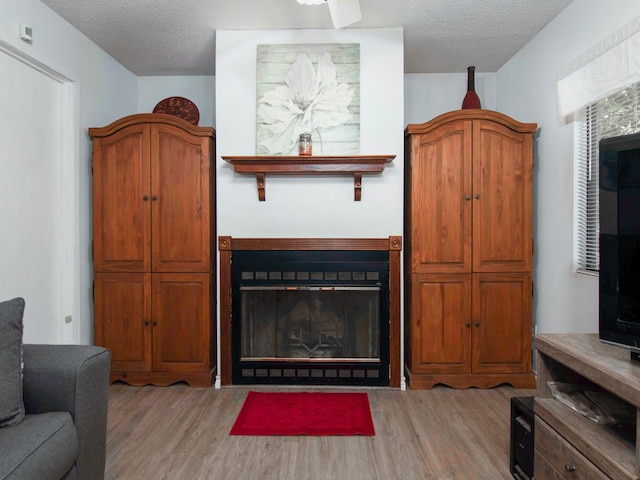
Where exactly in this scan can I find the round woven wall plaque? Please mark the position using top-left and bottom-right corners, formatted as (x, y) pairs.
(153, 96), (200, 125)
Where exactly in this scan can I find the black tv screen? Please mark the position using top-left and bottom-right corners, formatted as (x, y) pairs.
(599, 132), (640, 357)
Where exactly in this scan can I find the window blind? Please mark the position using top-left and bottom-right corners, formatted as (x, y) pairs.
(575, 82), (640, 274)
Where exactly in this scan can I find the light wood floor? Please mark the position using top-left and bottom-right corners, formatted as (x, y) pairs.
(105, 383), (534, 480)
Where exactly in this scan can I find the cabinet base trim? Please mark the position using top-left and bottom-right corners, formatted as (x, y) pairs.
(405, 368), (536, 390)
(110, 370), (215, 388)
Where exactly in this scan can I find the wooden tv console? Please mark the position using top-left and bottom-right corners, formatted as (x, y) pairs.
(534, 334), (640, 479)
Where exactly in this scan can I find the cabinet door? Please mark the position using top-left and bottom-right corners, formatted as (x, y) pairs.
(410, 274), (472, 374)
(472, 120), (533, 272)
(93, 124), (151, 272)
(471, 273), (532, 374)
(94, 273), (152, 371)
(151, 124), (211, 272)
(152, 273), (211, 372)
(409, 121), (472, 274)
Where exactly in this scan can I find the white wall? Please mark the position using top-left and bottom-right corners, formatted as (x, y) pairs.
(1, 0), (137, 344)
(137, 76), (216, 127)
(497, 0), (640, 334)
(216, 29), (405, 238)
(404, 72), (497, 125)
(215, 28), (405, 385)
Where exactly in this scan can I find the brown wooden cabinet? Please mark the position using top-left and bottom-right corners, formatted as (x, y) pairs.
(90, 114), (215, 387)
(404, 110), (537, 389)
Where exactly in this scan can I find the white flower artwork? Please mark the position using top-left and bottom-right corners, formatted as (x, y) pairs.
(256, 43), (360, 156)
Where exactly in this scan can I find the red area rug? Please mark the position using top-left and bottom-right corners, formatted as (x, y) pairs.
(229, 391), (375, 436)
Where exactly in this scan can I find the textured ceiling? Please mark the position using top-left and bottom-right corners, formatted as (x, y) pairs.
(41, 0), (573, 76)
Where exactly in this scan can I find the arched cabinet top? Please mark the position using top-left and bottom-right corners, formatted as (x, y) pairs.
(88, 113), (215, 139)
(404, 109), (537, 137)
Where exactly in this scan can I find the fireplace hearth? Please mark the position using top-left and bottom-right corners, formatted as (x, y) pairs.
(218, 237), (402, 387)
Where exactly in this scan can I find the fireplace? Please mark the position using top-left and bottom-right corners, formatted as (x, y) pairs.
(232, 250), (389, 385)
(218, 237), (402, 387)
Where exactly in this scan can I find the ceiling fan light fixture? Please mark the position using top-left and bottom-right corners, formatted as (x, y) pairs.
(328, 0), (361, 29)
(296, 0), (362, 29)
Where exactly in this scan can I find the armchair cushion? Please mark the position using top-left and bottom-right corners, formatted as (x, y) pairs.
(0, 297), (25, 427)
(0, 412), (79, 479)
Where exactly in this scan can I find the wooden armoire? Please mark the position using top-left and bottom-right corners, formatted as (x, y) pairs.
(404, 109), (537, 389)
(89, 113), (215, 387)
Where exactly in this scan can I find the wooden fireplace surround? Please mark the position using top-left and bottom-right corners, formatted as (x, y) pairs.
(218, 236), (402, 387)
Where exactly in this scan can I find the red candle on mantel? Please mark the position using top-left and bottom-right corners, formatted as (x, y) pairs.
(461, 66), (481, 109)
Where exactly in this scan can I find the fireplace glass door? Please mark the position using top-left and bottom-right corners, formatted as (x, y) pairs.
(231, 250), (390, 385)
(241, 287), (380, 361)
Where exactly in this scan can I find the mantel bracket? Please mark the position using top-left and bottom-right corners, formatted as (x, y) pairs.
(354, 173), (363, 201)
(256, 173), (266, 201)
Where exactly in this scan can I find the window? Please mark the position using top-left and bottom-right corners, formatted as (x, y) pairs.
(575, 82), (640, 274)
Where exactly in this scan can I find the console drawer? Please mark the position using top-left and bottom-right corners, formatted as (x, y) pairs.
(534, 417), (609, 480)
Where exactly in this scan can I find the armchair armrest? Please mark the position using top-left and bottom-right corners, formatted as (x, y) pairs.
(22, 344), (111, 480)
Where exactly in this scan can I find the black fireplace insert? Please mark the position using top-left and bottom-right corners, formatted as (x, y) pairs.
(231, 250), (390, 386)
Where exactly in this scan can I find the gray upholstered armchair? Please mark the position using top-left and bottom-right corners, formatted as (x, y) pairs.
(0, 344), (111, 479)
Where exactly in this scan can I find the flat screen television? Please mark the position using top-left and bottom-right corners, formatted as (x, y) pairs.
(599, 131), (640, 360)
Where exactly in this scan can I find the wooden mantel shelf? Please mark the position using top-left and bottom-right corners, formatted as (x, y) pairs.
(222, 155), (395, 201)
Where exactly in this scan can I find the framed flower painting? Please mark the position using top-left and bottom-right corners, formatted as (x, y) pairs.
(256, 43), (360, 156)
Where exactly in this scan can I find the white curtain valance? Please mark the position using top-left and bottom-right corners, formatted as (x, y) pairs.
(557, 16), (640, 117)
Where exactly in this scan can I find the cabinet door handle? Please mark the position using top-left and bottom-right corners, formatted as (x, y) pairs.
(152, 321), (158, 326)
(143, 195), (149, 201)
(143, 320), (150, 326)
(465, 322), (471, 328)
(465, 195), (471, 200)
(475, 194), (480, 199)
(152, 195), (158, 201)
(564, 464), (576, 473)
(475, 321), (480, 327)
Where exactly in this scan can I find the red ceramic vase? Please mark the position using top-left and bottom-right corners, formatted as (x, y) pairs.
(461, 66), (481, 109)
